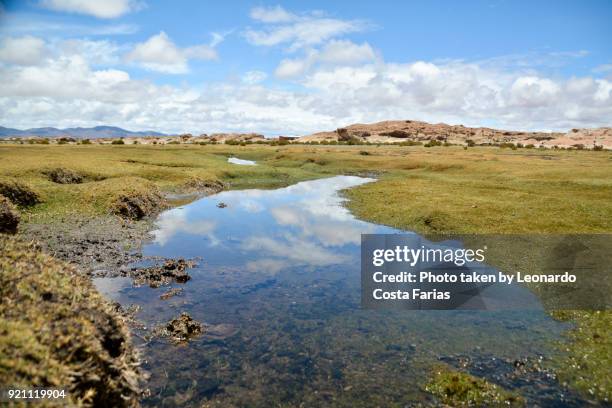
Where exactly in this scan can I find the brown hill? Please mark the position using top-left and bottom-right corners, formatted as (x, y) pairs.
(297, 120), (611, 149)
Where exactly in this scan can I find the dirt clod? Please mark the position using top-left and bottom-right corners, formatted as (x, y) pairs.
(128, 258), (194, 288)
(0, 195), (20, 234)
(165, 312), (203, 342)
(160, 287), (184, 300)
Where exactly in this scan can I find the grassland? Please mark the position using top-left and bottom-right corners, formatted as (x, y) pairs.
(1, 144), (610, 230)
(1, 142), (610, 404)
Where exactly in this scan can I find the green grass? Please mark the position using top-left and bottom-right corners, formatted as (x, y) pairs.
(0, 144), (328, 222)
(425, 365), (524, 407)
(5, 144), (608, 230)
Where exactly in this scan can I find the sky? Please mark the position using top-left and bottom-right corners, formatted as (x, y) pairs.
(0, 0), (611, 135)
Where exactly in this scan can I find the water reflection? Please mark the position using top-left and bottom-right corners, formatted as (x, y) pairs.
(96, 176), (571, 407)
(147, 176), (379, 268)
(227, 157), (256, 165)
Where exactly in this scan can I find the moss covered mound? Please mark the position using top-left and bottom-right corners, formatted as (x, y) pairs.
(0, 236), (141, 407)
(44, 168), (84, 184)
(0, 195), (20, 233)
(0, 179), (40, 207)
(425, 365), (524, 407)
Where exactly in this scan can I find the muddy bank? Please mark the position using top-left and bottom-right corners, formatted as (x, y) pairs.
(22, 215), (155, 277)
(0, 183), (226, 405)
(20, 183), (222, 277)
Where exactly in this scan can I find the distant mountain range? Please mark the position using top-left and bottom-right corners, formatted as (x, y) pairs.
(0, 126), (167, 139)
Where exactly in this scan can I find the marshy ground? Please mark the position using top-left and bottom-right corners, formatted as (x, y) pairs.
(0, 143), (610, 406)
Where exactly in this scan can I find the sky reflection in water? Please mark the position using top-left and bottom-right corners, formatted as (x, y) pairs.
(96, 176), (569, 406)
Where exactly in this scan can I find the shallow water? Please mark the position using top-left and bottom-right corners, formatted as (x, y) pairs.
(227, 157), (256, 165)
(96, 176), (576, 407)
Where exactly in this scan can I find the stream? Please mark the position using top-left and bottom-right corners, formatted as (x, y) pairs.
(94, 176), (581, 407)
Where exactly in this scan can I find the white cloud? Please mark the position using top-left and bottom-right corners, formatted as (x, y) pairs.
(126, 31), (217, 74)
(4, 20), (138, 36)
(250, 5), (297, 23)
(0, 34), (610, 134)
(184, 44), (217, 60)
(40, 0), (142, 19)
(59, 39), (123, 65)
(318, 40), (376, 64)
(210, 32), (228, 48)
(0, 36), (47, 65)
(509, 76), (560, 107)
(275, 57), (311, 78)
(593, 64), (612, 73)
(274, 40), (377, 78)
(242, 70), (267, 84)
(244, 7), (368, 51)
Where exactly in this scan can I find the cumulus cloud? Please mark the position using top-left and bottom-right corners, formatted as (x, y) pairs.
(244, 6), (368, 51)
(275, 40), (377, 78)
(1, 48), (611, 134)
(593, 64), (612, 74)
(275, 56), (312, 78)
(59, 39), (123, 65)
(250, 5), (297, 23)
(40, 0), (142, 19)
(0, 20), (610, 134)
(0, 36), (47, 65)
(242, 70), (267, 84)
(318, 40), (376, 64)
(126, 31), (217, 74)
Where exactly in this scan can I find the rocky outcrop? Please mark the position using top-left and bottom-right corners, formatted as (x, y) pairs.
(199, 132), (266, 144)
(297, 120), (612, 149)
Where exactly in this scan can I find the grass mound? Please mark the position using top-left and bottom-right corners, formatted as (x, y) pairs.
(44, 167), (83, 184)
(0, 179), (40, 206)
(0, 195), (20, 233)
(79, 177), (167, 220)
(425, 365), (524, 407)
(0, 236), (141, 407)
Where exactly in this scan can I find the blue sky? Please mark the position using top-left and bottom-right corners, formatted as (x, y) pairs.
(0, 0), (611, 134)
